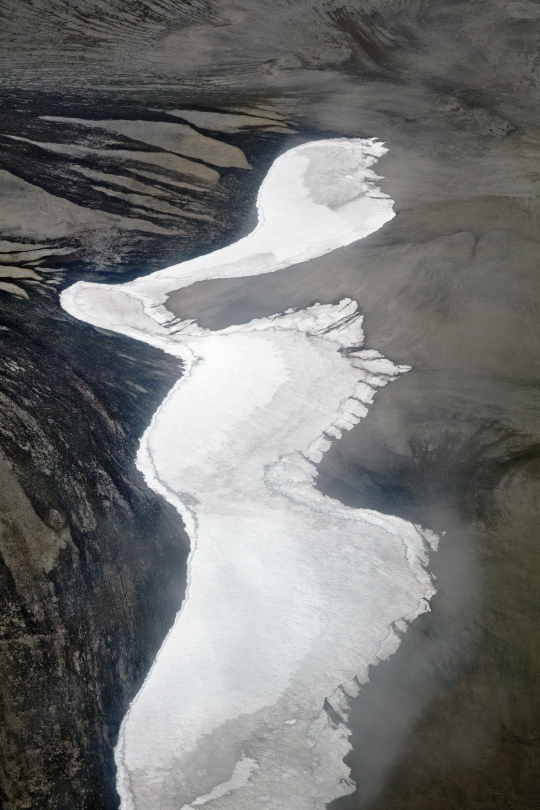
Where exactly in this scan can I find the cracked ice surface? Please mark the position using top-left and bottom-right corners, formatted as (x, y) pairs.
(60, 139), (438, 810)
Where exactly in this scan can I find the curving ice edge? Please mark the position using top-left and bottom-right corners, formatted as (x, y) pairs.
(60, 139), (439, 810)
(60, 138), (395, 349)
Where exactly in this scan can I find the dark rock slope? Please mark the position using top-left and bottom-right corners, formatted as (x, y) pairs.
(0, 294), (190, 810)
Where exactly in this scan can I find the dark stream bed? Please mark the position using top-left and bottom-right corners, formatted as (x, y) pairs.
(1, 1), (540, 808)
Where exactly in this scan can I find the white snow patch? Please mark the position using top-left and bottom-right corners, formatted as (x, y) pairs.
(60, 139), (438, 810)
(180, 758), (259, 808)
(61, 138), (394, 334)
